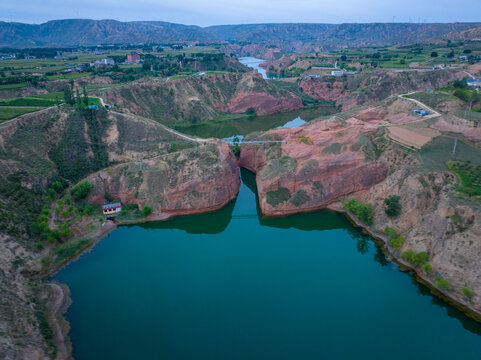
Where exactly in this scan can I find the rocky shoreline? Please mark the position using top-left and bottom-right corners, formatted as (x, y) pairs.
(332, 204), (481, 323)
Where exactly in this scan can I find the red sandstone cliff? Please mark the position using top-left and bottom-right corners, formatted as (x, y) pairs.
(239, 118), (388, 216)
(86, 142), (241, 217)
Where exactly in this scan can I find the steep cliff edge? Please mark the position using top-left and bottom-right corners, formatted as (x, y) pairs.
(82, 142), (240, 218)
(239, 117), (388, 216)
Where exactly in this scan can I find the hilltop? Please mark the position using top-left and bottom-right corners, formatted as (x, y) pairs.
(0, 20), (479, 49)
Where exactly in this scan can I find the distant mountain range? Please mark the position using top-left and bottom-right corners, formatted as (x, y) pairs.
(443, 24), (481, 41)
(0, 19), (480, 49)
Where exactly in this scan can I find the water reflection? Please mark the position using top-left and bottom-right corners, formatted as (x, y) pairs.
(135, 167), (481, 335)
(409, 275), (481, 336)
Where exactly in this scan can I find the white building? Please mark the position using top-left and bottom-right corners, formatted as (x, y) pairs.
(90, 58), (115, 67)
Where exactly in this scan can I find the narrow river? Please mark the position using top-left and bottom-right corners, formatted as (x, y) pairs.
(53, 169), (481, 359)
(238, 57), (268, 79)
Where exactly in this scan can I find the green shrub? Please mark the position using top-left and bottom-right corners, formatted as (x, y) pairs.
(343, 198), (375, 225)
(462, 287), (474, 299)
(48, 188), (56, 198)
(413, 251), (429, 266)
(401, 250), (429, 266)
(142, 205), (152, 217)
(422, 262), (433, 273)
(36, 241), (44, 250)
(384, 226), (398, 238)
(99, 216), (104, 223)
(70, 181), (93, 201)
(231, 145), (241, 157)
(83, 204), (94, 215)
(298, 136), (312, 145)
(104, 191), (114, 203)
(401, 249), (415, 262)
(322, 142), (344, 154)
(389, 236), (406, 251)
(51, 181), (63, 193)
(266, 187), (291, 207)
(434, 277), (451, 291)
(384, 195), (401, 217)
(55, 238), (91, 263)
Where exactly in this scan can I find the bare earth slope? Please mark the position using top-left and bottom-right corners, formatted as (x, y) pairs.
(103, 73), (303, 125)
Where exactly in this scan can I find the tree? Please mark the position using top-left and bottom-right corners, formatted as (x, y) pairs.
(462, 287), (474, 299)
(75, 88), (82, 109)
(63, 85), (74, 106)
(142, 205), (152, 217)
(51, 181), (63, 193)
(70, 181), (93, 201)
(422, 262), (432, 273)
(430, 51), (438, 57)
(384, 195), (401, 217)
(104, 191), (114, 203)
(83, 86), (89, 107)
(83, 204), (94, 216)
(434, 277), (451, 291)
(231, 145), (241, 157)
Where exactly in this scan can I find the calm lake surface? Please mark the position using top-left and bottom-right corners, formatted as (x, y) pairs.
(54, 169), (481, 360)
(176, 106), (334, 139)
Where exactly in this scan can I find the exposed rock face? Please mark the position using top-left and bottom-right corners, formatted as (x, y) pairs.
(227, 92), (303, 115)
(239, 118), (387, 216)
(103, 73), (304, 126)
(349, 150), (481, 314)
(221, 43), (283, 60)
(300, 70), (464, 110)
(86, 142), (240, 216)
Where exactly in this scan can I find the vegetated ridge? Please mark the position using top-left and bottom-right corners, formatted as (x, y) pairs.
(0, 19), (479, 49)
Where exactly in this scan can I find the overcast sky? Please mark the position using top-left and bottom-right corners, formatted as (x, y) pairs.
(1, 0), (480, 26)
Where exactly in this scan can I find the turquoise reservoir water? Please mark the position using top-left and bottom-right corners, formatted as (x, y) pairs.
(54, 169), (481, 359)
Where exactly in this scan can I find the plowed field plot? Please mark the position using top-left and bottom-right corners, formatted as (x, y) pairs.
(387, 125), (440, 149)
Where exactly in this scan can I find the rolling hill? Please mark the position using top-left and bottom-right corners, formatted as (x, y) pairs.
(0, 19), (479, 49)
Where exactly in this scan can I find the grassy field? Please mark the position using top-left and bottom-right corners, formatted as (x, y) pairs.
(454, 110), (481, 122)
(416, 136), (481, 171)
(0, 97), (57, 107)
(447, 161), (481, 196)
(46, 72), (93, 80)
(406, 91), (459, 108)
(0, 107), (41, 121)
(0, 83), (29, 90)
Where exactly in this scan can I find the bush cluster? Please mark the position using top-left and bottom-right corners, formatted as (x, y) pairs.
(70, 181), (93, 201)
(384, 195), (401, 217)
(384, 226), (405, 251)
(343, 198), (375, 225)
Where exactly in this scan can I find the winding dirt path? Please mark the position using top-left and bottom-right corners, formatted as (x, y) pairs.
(109, 110), (209, 143)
